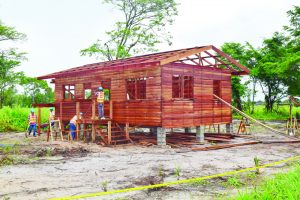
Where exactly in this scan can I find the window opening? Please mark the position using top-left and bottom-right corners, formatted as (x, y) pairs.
(126, 77), (147, 100)
(84, 83), (92, 99)
(172, 75), (193, 99)
(64, 84), (75, 100)
(213, 80), (221, 97)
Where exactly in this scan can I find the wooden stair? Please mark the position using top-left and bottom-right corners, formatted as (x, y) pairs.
(96, 121), (132, 145)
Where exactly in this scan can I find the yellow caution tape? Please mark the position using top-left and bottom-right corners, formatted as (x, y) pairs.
(49, 155), (300, 200)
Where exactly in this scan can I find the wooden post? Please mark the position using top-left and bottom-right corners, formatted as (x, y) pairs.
(108, 121), (112, 144)
(60, 102), (63, 132)
(92, 123), (96, 142)
(109, 100), (113, 119)
(37, 107), (41, 136)
(76, 101), (80, 141)
(125, 123), (129, 139)
(92, 99), (96, 120)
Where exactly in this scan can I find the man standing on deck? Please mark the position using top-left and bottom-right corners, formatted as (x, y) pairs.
(28, 108), (37, 137)
(96, 86), (105, 119)
(69, 112), (83, 140)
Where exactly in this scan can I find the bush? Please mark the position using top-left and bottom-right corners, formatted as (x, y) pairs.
(0, 107), (49, 132)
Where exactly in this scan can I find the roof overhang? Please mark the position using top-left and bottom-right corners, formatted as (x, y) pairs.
(37, 45), (249, 80)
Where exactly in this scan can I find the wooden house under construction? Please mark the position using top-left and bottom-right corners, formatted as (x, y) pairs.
(36, 45), (249, 145)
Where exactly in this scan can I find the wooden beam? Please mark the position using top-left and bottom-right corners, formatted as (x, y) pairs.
(211, 46), (250, 74)
(125, 123), (129, 140)
(204, 51), (238, 72)
(76, 101), (80, 141)
(202, 57), (213, 66)
(32, 103), (55, 108)
(184, 56), (199, 65)
(160, 46), (212, 65)
(109, 100), (113, 119)
(108, 121), (112, 144)
(38, 107), (41, 136)
(92, 123), (95, 142)
(59, 102), (64, 133)
(92, 99), (96, 119)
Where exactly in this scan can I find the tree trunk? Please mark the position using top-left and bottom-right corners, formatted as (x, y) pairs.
(251, 79), (257, 114)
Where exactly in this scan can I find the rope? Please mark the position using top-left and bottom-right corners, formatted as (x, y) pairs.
(213, 94), (299, 140)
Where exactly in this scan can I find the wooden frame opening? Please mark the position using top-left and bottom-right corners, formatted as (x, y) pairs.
(172, 75), (194, 99)
(126, 77), (147, 100)
(63, 84), (75, 100)
(213, 80), (221, 97)
(84, 83), (92, 100)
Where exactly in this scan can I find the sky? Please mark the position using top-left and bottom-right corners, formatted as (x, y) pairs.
(0, 0), (298, 78)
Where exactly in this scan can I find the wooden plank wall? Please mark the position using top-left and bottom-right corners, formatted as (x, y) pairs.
(162, 63), (232, 128)
(54, 65), (162, 126)
(53, 63), (232, 128)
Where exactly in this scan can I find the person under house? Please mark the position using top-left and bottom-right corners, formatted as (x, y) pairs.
(49, 107), (55, 126)
(27, 108), (37, 137)
(95, 86), (105, 119)
(69, 112), (83, 140)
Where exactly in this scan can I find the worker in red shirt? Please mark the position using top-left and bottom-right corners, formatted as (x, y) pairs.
(95, 86), (105, 119)
(27, 108), (37, 137)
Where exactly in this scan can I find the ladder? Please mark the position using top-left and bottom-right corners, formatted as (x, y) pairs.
(48, 120), (63, 142)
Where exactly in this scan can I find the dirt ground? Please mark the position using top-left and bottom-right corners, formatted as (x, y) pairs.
(0, 121), (300, 200)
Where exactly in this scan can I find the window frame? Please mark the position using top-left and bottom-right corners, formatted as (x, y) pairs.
(63, 84), (75, 100)
(172, 75), (194, 100)
(126, 77), (147, 100)
(83, 83), (92, 100)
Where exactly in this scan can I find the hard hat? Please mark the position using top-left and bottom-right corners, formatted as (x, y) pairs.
(98, 86), (103, 91)
(80, 112), (83, 115)
(30, 108), (34, 112)
(50, 107), (53, 110)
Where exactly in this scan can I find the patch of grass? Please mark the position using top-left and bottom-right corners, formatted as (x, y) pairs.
(0, 144), (20, 155)
(0, 155), (35, 166)
(254, 156), (261, 174)
(244, 171), (257, 180)
(188, 179), (209, 187)
(174, 166), (181, 180)
(100, 181), (109, 192)
(158, 164), (165, 179)
(223, 175), (243, 188)
(0, 106), (49, 132)
(227, 176), (243, 188)
(230, 166), (300, 200)
(233, 104), (300, 121)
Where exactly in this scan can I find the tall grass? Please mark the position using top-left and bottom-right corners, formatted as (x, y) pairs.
(231, 166), (300, 200)
(234, 105), (300, 120)
(0, 107), (49, 132)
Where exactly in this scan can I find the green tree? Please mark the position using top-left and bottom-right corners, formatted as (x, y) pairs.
(282, 6), (300, 96)
(20, 77), (54, 106)
(221, 43), (254, 111)
(81, 0), (178, 60)
(0, 21), (26, 108)
(251, 32), (288, 112)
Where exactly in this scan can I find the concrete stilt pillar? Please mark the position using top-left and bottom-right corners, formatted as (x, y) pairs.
(80, 124), (84, 139)
(196, 126), (205, 143)
(157, 127), (166, 146)
(185, 127), (192, 133)
(226, 123), (233, 134)
(151, 127), (158, 135)
(288, 128), (295, 136)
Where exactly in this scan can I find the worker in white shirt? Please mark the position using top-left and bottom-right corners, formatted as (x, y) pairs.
(69, 112), (83, 140)
(49, 108), (55, 126)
